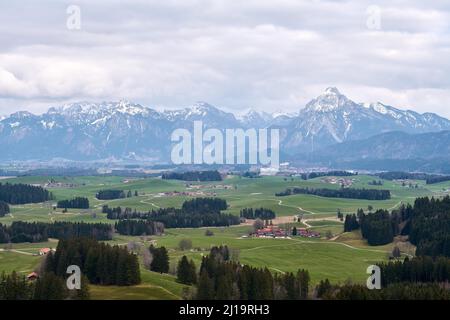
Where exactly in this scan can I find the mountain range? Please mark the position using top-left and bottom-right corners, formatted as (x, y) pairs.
(1, 87), (449, 171)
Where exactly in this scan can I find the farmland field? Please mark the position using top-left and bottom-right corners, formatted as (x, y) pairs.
(1, 174), (449, 299)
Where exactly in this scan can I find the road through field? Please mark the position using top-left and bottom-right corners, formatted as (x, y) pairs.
(0, 249), (34, 256)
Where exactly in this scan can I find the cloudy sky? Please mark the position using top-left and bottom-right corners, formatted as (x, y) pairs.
(0, 0), (449, 117)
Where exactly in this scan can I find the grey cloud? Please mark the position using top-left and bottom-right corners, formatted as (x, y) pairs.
(0, 0), (449, 117)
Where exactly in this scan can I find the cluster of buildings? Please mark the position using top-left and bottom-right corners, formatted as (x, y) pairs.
(321, 177), (354, 187)
(250, 227), (321, 239)
(185, 183), (234, 190)
(27, 248), (56, 281)
(156, 190), (217, 197)
(296, 229), (321, 238)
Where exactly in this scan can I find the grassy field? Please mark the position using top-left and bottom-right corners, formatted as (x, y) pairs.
(0, 250), (42, 275)
(1, 174), (449, 299)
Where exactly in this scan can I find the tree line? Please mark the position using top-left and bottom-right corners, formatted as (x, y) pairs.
(195, 245), (310, 300)
(95, 189), (125, 200)
(162, 170), (222, 181)
(57, 197), (89, 209)
(0, 221), (113, 243)
(0, 201), (10, 217)
(240, 208), (276, 220)
(0, 182), (52, 204)
(405, 196), (450, 257)
(115, 219), (164, 236)
(300, 171), (357, 180)
(316, 282), (449, 300)
(45, 238), (140, 286)
(147, 208), (240, 228)
(378, 256), (450, 286)
(343, 195), (450, 254)
(103, 198), (240, 228)
(343, 208), (399, 246)
(276, 187), (391, 200)
(0, 271), (89, 300)
(377, 171), (450, 185)
(181, 197), (228, 213)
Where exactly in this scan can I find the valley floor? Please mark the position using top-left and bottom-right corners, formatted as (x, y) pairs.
(1, 174), (448, 299)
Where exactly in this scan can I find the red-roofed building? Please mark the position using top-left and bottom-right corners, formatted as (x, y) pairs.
(27, 272), (39, 281)
(39, 248), (54, 255)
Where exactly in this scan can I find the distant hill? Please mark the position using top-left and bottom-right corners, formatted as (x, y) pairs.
(310, 131), (450, 173)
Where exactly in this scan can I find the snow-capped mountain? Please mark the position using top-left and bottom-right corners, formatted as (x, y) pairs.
(238, 109), (274, 128)
(163, 102), (240, 128)
(0, 88), (449, 162)
(279, 87), (450, 153)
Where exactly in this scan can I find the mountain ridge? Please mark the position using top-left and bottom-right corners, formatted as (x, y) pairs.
(1, 88), (449, 162)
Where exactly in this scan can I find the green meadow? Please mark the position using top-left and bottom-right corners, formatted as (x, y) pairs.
(1, 174), (449, 299)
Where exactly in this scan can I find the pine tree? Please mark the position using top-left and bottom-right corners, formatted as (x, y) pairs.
(150, 245), (170, 273)
(196, 271), (215, 300)
(177, 256), (197, 285)
(33, 272), (66, 300)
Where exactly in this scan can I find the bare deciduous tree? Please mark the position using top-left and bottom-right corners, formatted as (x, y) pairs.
(142, 248), (153, 269)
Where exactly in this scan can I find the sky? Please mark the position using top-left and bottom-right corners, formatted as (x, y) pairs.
(0, 0), (449, 117)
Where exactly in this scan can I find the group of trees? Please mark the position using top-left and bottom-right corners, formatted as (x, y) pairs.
(376, 171), (450, 185)
(300, 171), (357, 180)
(102, 205), (144, 220)
(104, 198), (239, 228)
(368, 180), (383, 186)
(195, 246), (310, 300)
(316, 282), (449, 300)
(425, 175), (450, 184)
(405, 196), (450, 257)
(95, 189), (126, 200)
(147, 208), (240, 228)
(0, 221), (113, 243)
(316, 255), (450, 299)
(148, 245), (169, 273)
(162, 170), (222, 181)
(241, 171), (260, 179)
(0, 271), (89, 300)
(45, 238), (140, 286)
(0, 201), (10, 217)
(177, 256), (197, 285)
(114, 220), (164, 236)
(275, 187), (391, 200)
(343, 214), (359, 232)
(0, 183), (52, 204)
(57, 197), (89, 209)
(240, 208), (276, 220)
(378, 256), (450, 286)
(342, 195), (450, 251)
(342, 208), (399, 246)
(181, 197), (228, 213)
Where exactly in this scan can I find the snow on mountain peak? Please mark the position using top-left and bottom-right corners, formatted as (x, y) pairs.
(304, 87), (352, 112)
(115, 100), (149, 116)
(324, 87), (341, 95)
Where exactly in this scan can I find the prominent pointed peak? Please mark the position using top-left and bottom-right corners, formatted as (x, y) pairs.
(304, 87), (353, 112)
(324, 87), (341, 95)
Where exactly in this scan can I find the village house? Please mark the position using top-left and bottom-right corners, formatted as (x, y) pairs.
(251, 226), (321, 239)
(27, 272), (39, 281)
(297, 228), (321, 238)
(39, 248), (55, 256)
